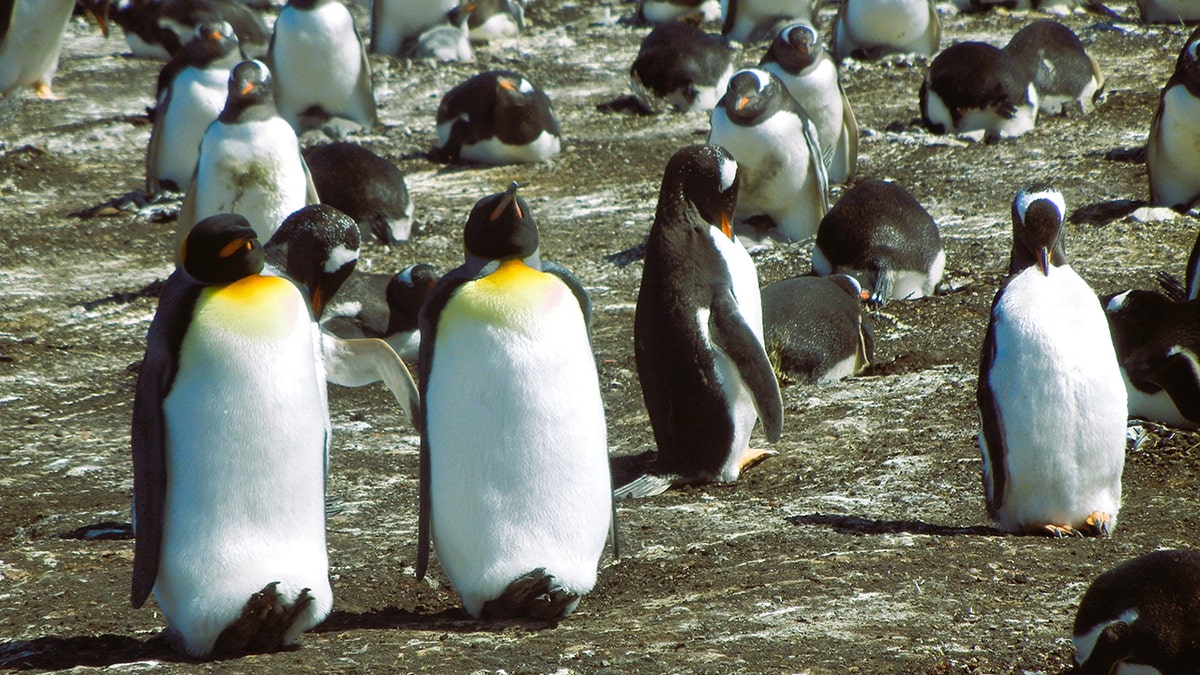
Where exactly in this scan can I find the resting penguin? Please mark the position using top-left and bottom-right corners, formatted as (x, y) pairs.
(636, 0), (722, 26)
(268, 0), (376, 138)
(1004, 20), (1104, 116)
(920, 41), (1039, 142)
(131, 214), (333, 657)
(146, 21), (242, 195)
(303, 142), (414, 244)
(811, 179), (944, 304)
(830, 0), (939, 61)
(370, 0), (456, 57)
(1073, 549), (1200, 673)
(0, 0), (89, 98)
(720, 0), (815, 44)
(107, 0), (270, 60)
(323, 263), (441, 361)
(409, 2), (474, 61)
(1148, 27), (1200, 212)
(432, 70), (562, 165)
(620, 144), (783, 498)
(629, 21), (735, 114)
(760, 22), (858, 184)
(761, 274), (874, 385)
(708, 67), (828, 244)
(976, 185), (1126, 537)
(468, 0), (524, 43)
(1138, 0), (1200, 24)
(415, 182), (612, 620)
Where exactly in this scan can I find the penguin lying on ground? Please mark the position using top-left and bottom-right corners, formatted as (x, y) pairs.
(1148, 26), (1200, 212)
(720, 0), (815, 44)
(921, 41), (1039, 142)
(432, 70), (562, 165)
(830, 0), (939, 61)
(468, 0), (523, 43)
(1004, 20), (1104, 116)
(636, 0), (721, 26)
(761, 274), (873, 385)
(304, 142), (414, 244)
(630, 20), (735, 114)
(106, 0), (269, 60)
(322, 263), (441, 361)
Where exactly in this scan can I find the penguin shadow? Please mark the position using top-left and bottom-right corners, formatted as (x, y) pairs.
(609, 450), (659, 491)
(0, 634), (177, 671)
(786, 513), (1008, 538)
(80, 280), (165, 312)
(1070, 199), (1144, 226)
(315, 607), (564, 635)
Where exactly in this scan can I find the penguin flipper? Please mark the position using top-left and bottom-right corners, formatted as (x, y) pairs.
(145, 87), (172, 195)
(1155, 349), (1200, 424)
(801, 118), (831, 218)
(320, 333), (420, 429)
(352, 30), (377, 129)
(925, 0), (940, 57)
(1155, 271), (1187, 302)
(174, 175), (199, 264)
(0, 0), (12, 46)
(1075, 620), (1135, 675)
(976, 303), (1008, 516)
(302, 155), (320, 206)
(834, 79), (859, 184)
(613, 472), (678, 499)
(710, 289), (783, 442)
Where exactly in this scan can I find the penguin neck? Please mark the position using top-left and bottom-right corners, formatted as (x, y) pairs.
(219, 97), (278, 124)
(1008, 243), (1068, 275)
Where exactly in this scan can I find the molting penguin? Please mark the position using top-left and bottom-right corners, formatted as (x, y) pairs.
(370, 0), (456, 56)
(432, 70), (562, 165)
(708, 67), (828, 244)
(811, 179), (944, 304)
(830, 0), (939, 61)
(636, 0), (722, 25)
(1138, 0), (1200, 23)
(760, 22), (858, 184)
(1073, 549), (1200, 673)
(1004, 20), (1104, 116)
(762, 274), (873, 385)
(323, 263), (441, 361)
(630, 21), (735, 114)
(468, 0), (524, 43)
(131, 214), (332, 657)
(976, 185), (1126, 536)
(415, 182), (612, 620)
(268, 0), (376, 138)
(720, 0), (815, 44)
(303, 142), (414, 244)
(0, 0), (83, 98)
(107, 0), (269, 60)
(1148, 27), (1200, 212)
(621, 144), (783, 498)
(920, 41), (1039, 142)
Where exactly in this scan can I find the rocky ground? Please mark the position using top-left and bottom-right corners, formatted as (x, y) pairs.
(2, 1), (1200, 673)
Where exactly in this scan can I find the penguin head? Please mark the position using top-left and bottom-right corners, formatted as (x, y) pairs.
(181, 214), (265, 284)
(220, 60), (274, 121)
(264, 205), (361, 319)
(1011, 184), (1069, 275)
(290, 0), (323, 9)
(1176, 36), (1200, 91)
(387, 263), (441, 333)
(463, 182), (539, 262)
(184, 21), (239, 66)
(768, 23), (819, 73)
(720, 68), (784, 124)
(657, 144), (740, 238)
(495, 72), (537, 103)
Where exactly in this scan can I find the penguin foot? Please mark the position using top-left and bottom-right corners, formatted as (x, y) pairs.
(1037, 523), (1085, 538)
(738, 448), (777, 472)
(481, 568), (578, 621)
(34, 83), (63, 101)
(211, 582), (314, 656)
(1083, 512), (1113, 537)
(613, 473), (678, 499)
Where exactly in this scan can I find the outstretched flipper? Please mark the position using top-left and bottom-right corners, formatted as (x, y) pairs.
(321, 332), (420, 428)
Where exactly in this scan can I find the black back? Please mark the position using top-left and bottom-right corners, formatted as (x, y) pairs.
(303, 142), (411, 245)
(815, 179), (942, 280)
(434, 70), (560, 158)
(111, 0), (268, 56)
(924, 41), (1028, 127)
(761, 275), (872, 385)
(631, 21), (735, 99)
(1004, 20), (1096, 98)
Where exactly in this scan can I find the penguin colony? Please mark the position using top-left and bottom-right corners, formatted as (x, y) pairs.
(7, 0), (1200, 670)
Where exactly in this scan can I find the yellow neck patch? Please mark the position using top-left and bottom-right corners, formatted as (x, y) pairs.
(193, 274), (306, 338)
(445, 259), (565, 327)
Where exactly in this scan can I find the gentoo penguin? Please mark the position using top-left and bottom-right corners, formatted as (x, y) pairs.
(107, 0), (270, 60)
(761, 274), (874, 385)
(830, 0), (939, 61)
(323, 263), (441, 361)
(468, 0), (524, 43)
(1004, 20), (1104, 116)
(268, 0), (376, 137)
(415, 182), (612, 620)
(621, 144), (783, 498)
(811, 179), (944, 304)
(370, 0), (456, 57)
(976, 185), (1126, 536)
(708, 67), (829, 243)
(0, 0), (79, 98)
(1138, 0), (1200, 23)
(1148, 27), (1200, 212)
(303, 142), (414, 244)
(146, 21), (242, 195)
(1073, 549), (1200, 672)
(760, 22), (858, 184)
(131, 214), (332, 657)
(720, 0), (815, 44)
(432, 70), (562, 165)
(629, 21), (735, 114)
(409, 2), (474, 61)
(177, 59), (320, 247)
(920, 41), (1039, 142)
(1159, 230), (1200, 301)
(636, 0), (722, 26)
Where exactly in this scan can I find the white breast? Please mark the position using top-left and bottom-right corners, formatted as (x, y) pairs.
(461, 129), (561, 164)
(272, 3), (370, 128)
(1149, 85), (1200, 209)
(0, 0), (74, 94)
(152, 67), (230, 189)
(372, 0), (457, 55)
(842, 0), (931, 51)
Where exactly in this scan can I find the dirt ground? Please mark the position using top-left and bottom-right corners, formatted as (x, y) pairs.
(2, 0), (1200, 672)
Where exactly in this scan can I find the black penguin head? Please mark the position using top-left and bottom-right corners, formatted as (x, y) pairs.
(766, 23), (819, 73)
(386, 263), (441, 333)
(264, 204), (361, 319)
(181, 214), (265, 284)
(463, 182), (539, 261)
(1176, 34), (1200, 94)
(1011, 184), (1069, 275)
(220, 60), (273, 122)
(656, 144), (740, 238)
(290, 0), (323, 9)
(180, 21), (239, 68)
(495, 72), (536, 102)
(720, 68), (784, 124)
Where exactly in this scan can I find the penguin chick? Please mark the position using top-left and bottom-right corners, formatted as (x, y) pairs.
(720, 0), (815, 44)
(0, 0), (77, 98)
(108, 0), (269, 60)
(630, 21), (735, 114)
(761, 274), (874, 385)
(830, 0), (939, 61)
(303, 142), (414, 245)
(1004, 20), (1104, 116)
(433, 70), (562, 165)
(976, 184), (1126, 537)
(622, 144), (783, 498)
(322, 263), (441, 360)
(920, 41), (1039, 142)
(636, 0), (722, 26)
(1148, 27), (1200, 212)
(409, 2), (474, 62)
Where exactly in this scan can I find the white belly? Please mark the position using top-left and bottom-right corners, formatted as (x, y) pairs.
(152, 68), (229, 190)
(0, 0), (74, 94)
(1149, 86), (1200, 209)
(721, 0), (814, 42)
(842, 0), (931, 52)
(273, 4), (372, 128)
(460, 129), (561, 165)
(372, 0), (457, 55)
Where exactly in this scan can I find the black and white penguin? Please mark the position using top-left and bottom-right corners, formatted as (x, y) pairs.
(268, 0), (376, 137)
(1138, 0), (1200, 23)
(977, 185), (1126, 536)
(468, 0), (524, 43)
(415, 182), (611, 620)
(720, 0), (815, 44)
(131, 214), (332, 657)
(432, 70), (562, 165)
(811, 179), (944, 304)
(1004, 20), (1104, 116)
(630, 21), (735, 114)
(323, 263), (441, 361)
(370, 0), (456, 57)
(107, 0), (269, 60)
(830, 0), (939, 61)
(920, 41), (1039, 142)
(621, 144), (783, 498)
(303, 142), (414, 244)
(761, 274), (874, 385)
(146, 21), (242, 195)
(1148, 27), (1200, 212)
(409, 1), (474, 61)
(636, 0), (721, 26)
(0, 0), (80, 98)
(1073, 549), (1200, 672)
(760, 22), (858, 184)
(708, 67), (828, 243)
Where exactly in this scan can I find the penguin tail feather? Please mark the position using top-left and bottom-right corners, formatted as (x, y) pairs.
(613, 473), (677, 499)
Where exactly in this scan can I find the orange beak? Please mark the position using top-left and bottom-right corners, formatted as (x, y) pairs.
(721, 211), (732, 240)
(499, 78), (517, 91)
(736, 96), (750, 111)
(241, 81), (254, 96)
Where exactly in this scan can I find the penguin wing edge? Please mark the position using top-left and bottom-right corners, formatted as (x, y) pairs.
(321, 333), (420, 429)
(710, 289), (783, 442)
(543, 260), (593, 332)
(976, 307), (1008, 516)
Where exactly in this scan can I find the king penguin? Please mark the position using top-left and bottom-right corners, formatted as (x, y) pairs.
(620, 144), (783, 498)
(268, 0), (376, 138)
(303, 142), (414, 244)
(629, 20), (735, 114)
(1148, 27), (1200, 212)
(131, 214), (332, 657)
(415, 182), (612, 620)
(1004, 20), (1104, 116)
(920, 41), (1039, 142)
(761, 274), (873, 385)
(708, 67), (829, 244)
(830, 0), (939, 61)
(720, 0), (815, 44)
(432, 70), (562, 165)
(1073, 549), (1200, 673)
(0, 0), (81, 98)
(976, 185), (1126, 536)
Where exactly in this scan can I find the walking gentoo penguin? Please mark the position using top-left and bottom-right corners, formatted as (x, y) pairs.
(920, 41), (1039, 142)
(177, 60), (320, 247)
(811, 179), (944, 304)
(760, 22), (858, 184)
(107, 0), (270, 60)
(268, 0), (376, 137)
(468, 0), (524, 43)
(630, 21), (735, 114)
(415, 182), (612, 620)
(636, 0), (721, 26)
(131, 214), (332, 657)
(1138, 0), (1200, 23)
(323, 263), (441, 360)
(1148, 27), (1200, 212)
(0, 0), (79, 98)
(370, 0), (456, 56)
(146, 22), (242, 195)
(620, 145), (783, 498)
(977, 185), (1126, 536)
(1073, 549), (1200, 672)
(303, 142), (414, 244)
(432, 70), (562, 165)
(762, 275), (873, 385)
(1004, 20), (1104, 116)
(720, 0), (815, 44)
(708, 67), (828, 243)
(830, 0), (939, 61)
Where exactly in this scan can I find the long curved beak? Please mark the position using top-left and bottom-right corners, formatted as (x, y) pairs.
(490, 181), (520, 221)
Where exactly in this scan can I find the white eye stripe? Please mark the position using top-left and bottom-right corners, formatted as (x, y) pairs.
(1015, 189), (1066, 222)
(718, 156), (737, 193)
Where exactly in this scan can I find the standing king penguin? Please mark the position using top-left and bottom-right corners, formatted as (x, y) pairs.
(416, 182), (612, 620)
(976, 185), (1126, 536)
(621, 144), (783, 498)
(131, 214), (332, 657)
(1148, 26), (1200, 212)
(0, 0), (80, 98)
